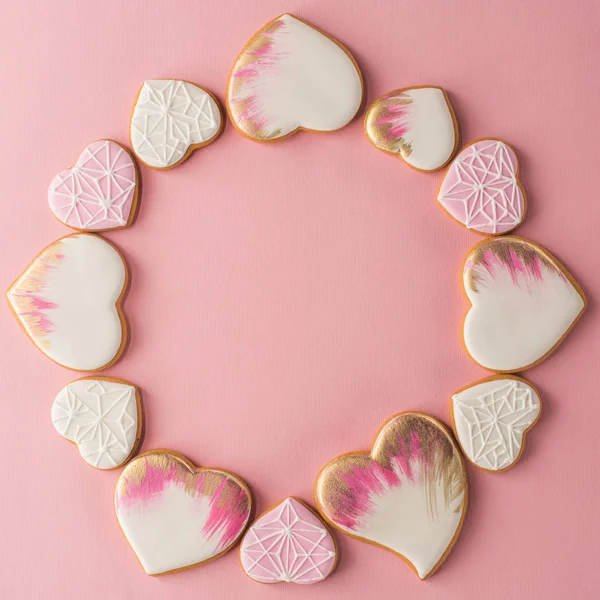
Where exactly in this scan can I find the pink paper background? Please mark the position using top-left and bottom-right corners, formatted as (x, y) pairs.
(1, 1), (598, 598)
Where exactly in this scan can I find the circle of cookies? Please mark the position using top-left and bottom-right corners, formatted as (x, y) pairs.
(5, 9), (588, 586)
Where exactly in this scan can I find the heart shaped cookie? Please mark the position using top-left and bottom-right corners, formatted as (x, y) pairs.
(48, 140), (138, 231)
(227, 13), (363, 141)
(240, 497), (337, 585)
(315, 412), (467, 580)
(130, 79), (223, 169)
(51, 377), (142, 470)
(115, 450), (252, 575)
(365, 86), (458, 172)
(437, 139), (526, 234)
(451, 375), (541, 472)
(6, 233), (128, 371)
(463, 236), (586, 372)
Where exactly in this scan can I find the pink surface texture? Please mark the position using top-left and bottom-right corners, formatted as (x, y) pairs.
(0, 1), (599, 599)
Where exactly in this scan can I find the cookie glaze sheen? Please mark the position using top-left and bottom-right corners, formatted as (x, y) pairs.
(48, 140), (138, 231)
(52, 378), (140, 469)
(115, 451), (251, 575)
(315, 412), (467, 579)
(365, 86), (457, 171)
(130, 79), (222, 169)
(240, 498), (337, 585)
(438, 140), (525, 234)
(227, 14), (363, 141)
(7, 234), (128, 371)
(451, 376), (540, 471)
(463, 237), (586, 372)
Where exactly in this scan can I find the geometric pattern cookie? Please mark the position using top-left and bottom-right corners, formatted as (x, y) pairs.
(227, 14), (363, 141)
(240, 497), (337, 585)
(51, 377), (141, 470)
(438, 139), (526, 235)
(365, 86), (458, 172)
(451, 375), (541, 472)
(463, 236), (586, 372)
(315, 412), (467, 580)
(130, 79), (222, 169)
(6, 233), (129, 372)
(48, 140), (138, 231)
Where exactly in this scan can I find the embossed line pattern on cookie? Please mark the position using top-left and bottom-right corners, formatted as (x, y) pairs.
(52, 379), (139, 469)
(240, 498), (336, 584)
(48, 140), (137, 231)
(452, 377), (540, 471)
(131, 80), (221, 169)
(438, 140), (525, 234)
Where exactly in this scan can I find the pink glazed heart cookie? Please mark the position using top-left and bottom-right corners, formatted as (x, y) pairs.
(437, 139), (526, 234)
(227, 14), (363, 141)
(115, 450), (252, 575)
(463, 236), (586, 372)
(365, 86), (459, 172)
(240, 497), (337, 585)
(315, 412), (467, 580)
(6, 233), (128, 371)
(48, 140), (139, 231)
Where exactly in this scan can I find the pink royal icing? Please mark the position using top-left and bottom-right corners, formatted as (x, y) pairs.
(437, 139), (525, 234)
(240, 498), (337, 584)
(48, 140), (137, 231)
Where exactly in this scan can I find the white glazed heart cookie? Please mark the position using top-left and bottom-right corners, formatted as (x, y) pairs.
(240, 497), (337, 585)
(227, 14), (363, 141)
(365, 86), (458, 172)
(130, 79), (223, 169)
(51, 377), (142, 470)
(7, 233), (128, 371)
(115, 450), (252, 575)
(315, 412), (467, 580)
(451, 375), (541, 472)
(462, 236), (586, 372)
(48, 140), (139, 231)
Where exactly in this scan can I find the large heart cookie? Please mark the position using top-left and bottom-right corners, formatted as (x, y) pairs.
(438, 139), (526, 234)
(115, 450), (252, 575)
(463, 236), (586, 372)
(240, 497), (337, 585)
(365, 86), (458, 172)
(7, 234), (128, 371)
(227, 14), (363, 141)
(315, 412), (467, 580)
(451, 375), (541, 472)
(51, 377), (141, 470)
(48, 140), (138, 231)
(130, 79), (223, 169)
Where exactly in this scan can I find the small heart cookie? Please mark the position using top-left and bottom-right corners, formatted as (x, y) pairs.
(130, 79), (223, 169)
(315, 412), (467, 580)
(451, 375), (541, 472)
(463, 236), (586, 372)
(438, 139), (526, 234)
(48, 140), (138, 231)
(227, 14), (363, 141)
(51, 377), (142, 470)
(365, 86), (458, 172)
(240, 497), (337, 585)
(115, 450), (252, 575)
(7, 234), (128, 371)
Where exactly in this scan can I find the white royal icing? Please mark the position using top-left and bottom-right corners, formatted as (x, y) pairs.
(365, 86), (457, 171)
(130, 79), (222, 169)
(52, 379), (139, 469)
(7, 234), (127, 371)
(463, 237), (585, 372)
(227, 14), (363, 140)
(452, 377), (540, 471)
